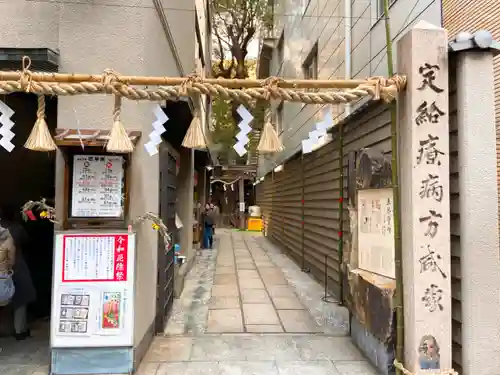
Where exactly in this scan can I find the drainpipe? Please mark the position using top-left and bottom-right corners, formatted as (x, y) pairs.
(153, 0), (185, 76)
(344, 0), (352, 117)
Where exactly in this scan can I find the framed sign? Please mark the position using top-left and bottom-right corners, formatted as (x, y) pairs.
(60, 149), (131, 229)
(357, 188), (395, 279)
(50, 232), (136, 348)
(70, 155), (125, 218)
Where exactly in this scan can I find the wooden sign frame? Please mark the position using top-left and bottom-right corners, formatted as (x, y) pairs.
(55, 129), (141, 230)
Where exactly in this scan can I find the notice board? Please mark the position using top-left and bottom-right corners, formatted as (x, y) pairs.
(50, 232), (136, 348)
(357, 188), (395, 279)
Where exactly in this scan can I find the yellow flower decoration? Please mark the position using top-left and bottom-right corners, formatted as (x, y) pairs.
(152, 223), (160, 231)
(40, 211), (48, 218)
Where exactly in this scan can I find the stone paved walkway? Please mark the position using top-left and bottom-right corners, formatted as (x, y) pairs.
(137, 230), (380, 375)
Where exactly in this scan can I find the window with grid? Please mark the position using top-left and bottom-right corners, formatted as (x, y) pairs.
(375, 0), (397, 19)
(303, 43), (318, 80)
(274, 102), (284, 134)
(277, 32), (285, 72)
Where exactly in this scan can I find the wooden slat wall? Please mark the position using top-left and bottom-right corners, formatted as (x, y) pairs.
(448, 57), (462, 374)
(302, 141), (343, 297)
(257, 102), (391, 299)
(271, 157), (303, 259)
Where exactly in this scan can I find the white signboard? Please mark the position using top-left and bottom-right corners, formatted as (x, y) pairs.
(51, 232), (136, 348)
(357, 188), (395, 279)
(71, 155), (124, 218)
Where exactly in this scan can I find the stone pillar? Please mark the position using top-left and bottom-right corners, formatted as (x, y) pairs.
(455, 48), (500, 374)
(398, 21), (452, 372)
(177, 148), (194, 259)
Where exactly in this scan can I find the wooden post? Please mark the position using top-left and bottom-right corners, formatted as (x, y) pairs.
(239, 176), (245, 230)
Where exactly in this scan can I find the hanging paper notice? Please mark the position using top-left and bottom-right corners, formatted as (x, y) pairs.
(62, 235), (128, 282)
(71, 155), (124, 218)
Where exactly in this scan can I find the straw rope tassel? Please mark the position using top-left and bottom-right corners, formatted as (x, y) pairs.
(257, 120), (283, 153)
(106, 95), (134, 153)
(182, 112), (207, 149)
(24, 95), (57, 151)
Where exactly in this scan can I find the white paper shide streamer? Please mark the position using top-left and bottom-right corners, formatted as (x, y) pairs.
(233, 105), (253, 157)
(0, 100), (15, 152)
(144, 105), (168, 156)
(302, 107), (333, 154)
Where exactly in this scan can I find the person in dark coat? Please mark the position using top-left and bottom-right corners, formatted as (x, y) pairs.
(0, 204), (36, 340)
(201, 204), (214, 249)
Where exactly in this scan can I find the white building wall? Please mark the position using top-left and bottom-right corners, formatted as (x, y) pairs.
(259, 0), (442, 176)
(0, 0), (198, 346)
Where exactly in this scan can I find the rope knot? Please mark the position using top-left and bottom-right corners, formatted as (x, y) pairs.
(20, 56), (33, 93)
(261, 76), (283, 100)
(102, 69), (123, 86)
(388, 74), (407, 92)
(180, 73), (202, 96)
(367, 76), (387, 100)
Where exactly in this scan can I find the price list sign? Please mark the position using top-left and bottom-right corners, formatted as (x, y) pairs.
(62, 235), (128, 282)
(71, 155), (124, 218)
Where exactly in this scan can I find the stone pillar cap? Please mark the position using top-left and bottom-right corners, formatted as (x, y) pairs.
(449, 30), (500, 56)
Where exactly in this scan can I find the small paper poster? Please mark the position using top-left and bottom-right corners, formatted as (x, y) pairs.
(101, 292), (122, 330)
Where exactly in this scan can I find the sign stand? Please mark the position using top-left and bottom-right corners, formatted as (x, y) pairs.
(50, 134), (141, 375)
(51, 232), (136, 348)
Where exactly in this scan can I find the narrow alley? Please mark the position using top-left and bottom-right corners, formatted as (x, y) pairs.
(136, 230), (378, 375)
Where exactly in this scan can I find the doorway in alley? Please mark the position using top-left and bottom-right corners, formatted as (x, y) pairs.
(156, 142), (178, 333)
(0, 93), (56, 367)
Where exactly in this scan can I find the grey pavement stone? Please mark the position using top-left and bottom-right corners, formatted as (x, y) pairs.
(278, 310), (323, 333)
(333, 361), (380, 375)
(276, 360), (341, 375)
(218, 360), (279, 375)
(246, 325), (283, 333)
(207, 309), (244, 333)
(242, 304), (280, 325)
(143, 337), (193, 362)
(0, 366), (42, 375)
(241, 289), (271, 304)
(215, 274), (238, 285)
(239, 277), (265, 290)
(209, 296), (241, 309)
(135, 362), (160, 375)
(271, 296), (305, 309)
(297, 337), (365, 361)
(190, 337), (247, 361)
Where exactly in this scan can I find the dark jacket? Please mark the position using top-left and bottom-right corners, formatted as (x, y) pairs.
(202, 210), (214, 227)
(2, 220), (36, 308)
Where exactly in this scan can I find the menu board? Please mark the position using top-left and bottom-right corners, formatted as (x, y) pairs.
(71, 155), (124, 218)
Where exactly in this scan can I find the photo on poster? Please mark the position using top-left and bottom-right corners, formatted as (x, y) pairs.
(57, 291), (92, 336)
(102, 292), (122, 329)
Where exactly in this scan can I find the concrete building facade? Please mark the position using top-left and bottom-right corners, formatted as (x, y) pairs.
(257, 0), (441, 175)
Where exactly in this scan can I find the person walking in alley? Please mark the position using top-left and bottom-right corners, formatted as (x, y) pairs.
(0, 205), (36, 340)
(201, 203), (215, 249)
